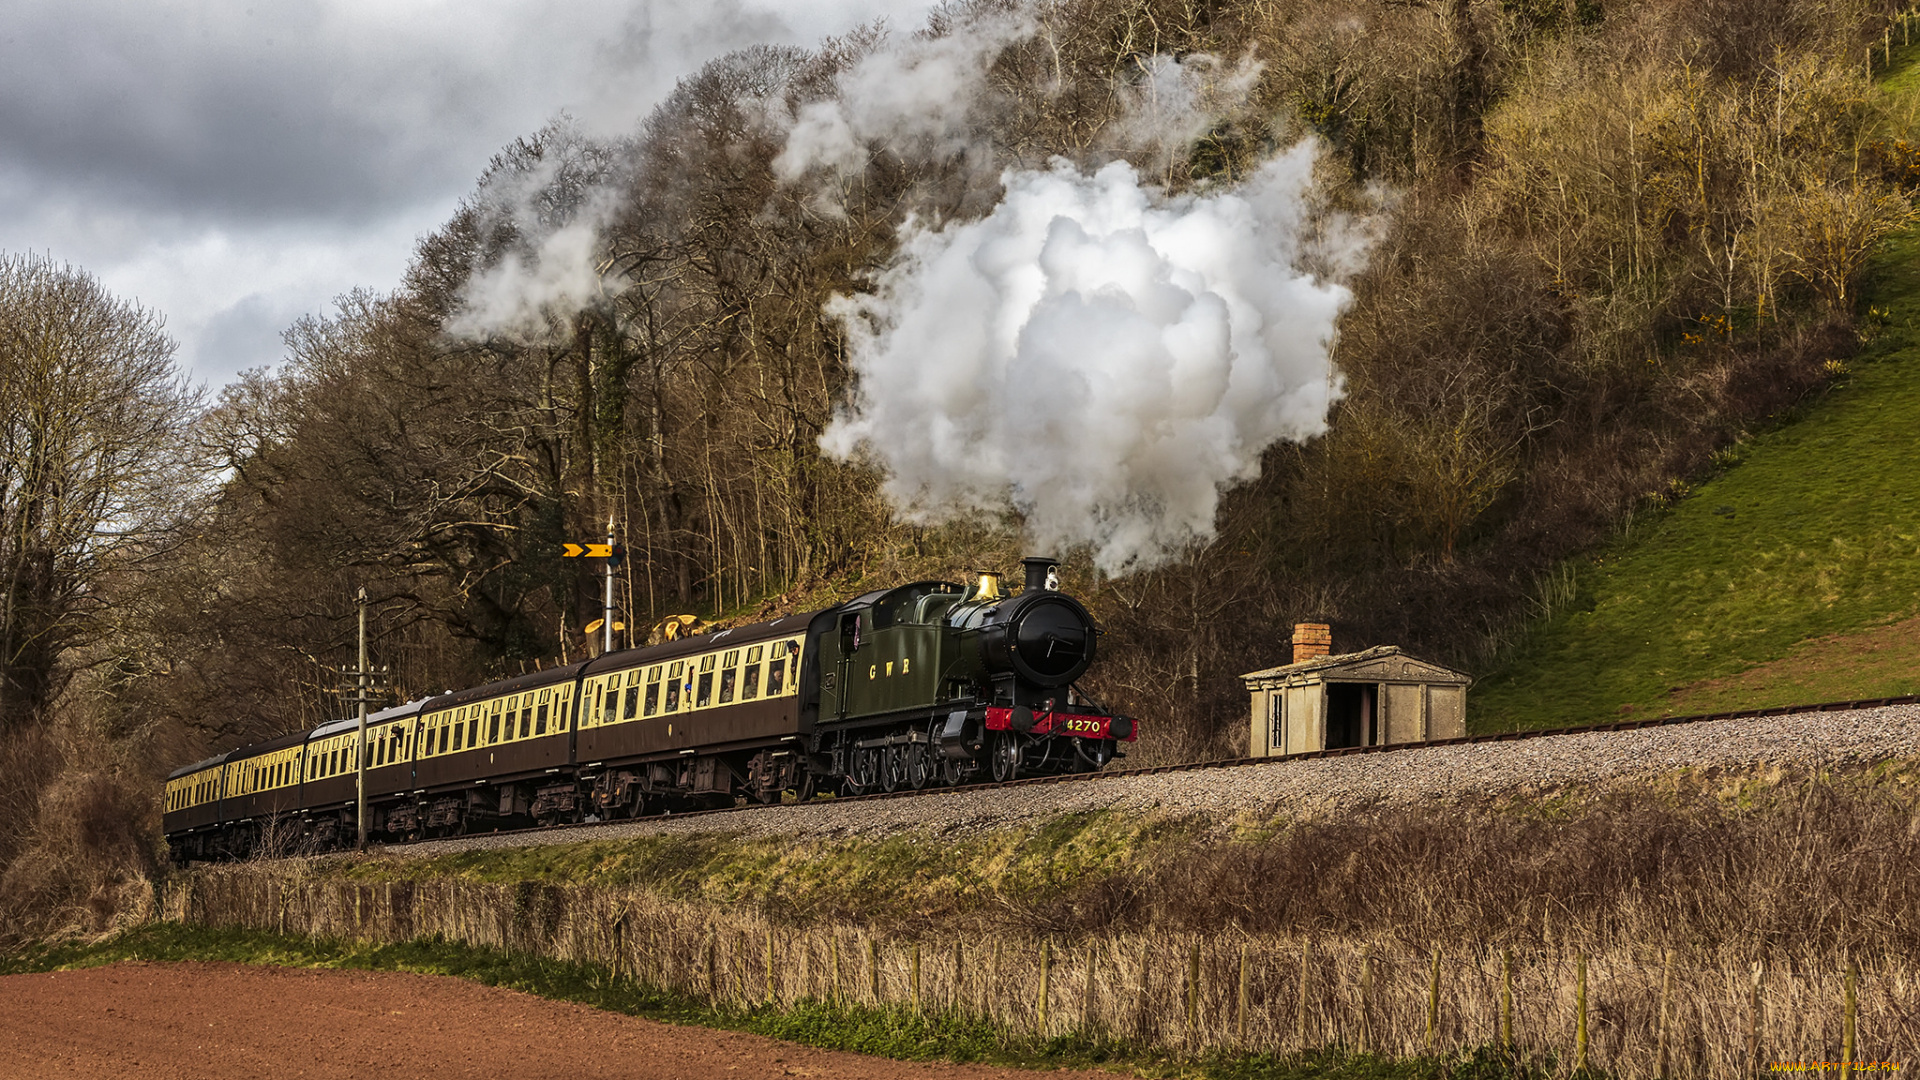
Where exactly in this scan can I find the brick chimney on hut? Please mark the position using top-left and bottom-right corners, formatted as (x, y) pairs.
(1290, 623), (1331, 664)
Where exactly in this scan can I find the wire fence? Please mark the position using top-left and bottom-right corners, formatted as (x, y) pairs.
(166, 867), (1919, 1077)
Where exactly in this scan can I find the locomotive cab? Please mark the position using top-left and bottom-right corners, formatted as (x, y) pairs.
(818, 581), (968, 722)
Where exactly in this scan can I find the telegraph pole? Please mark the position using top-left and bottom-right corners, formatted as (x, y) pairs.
(603, 515), (616, 655)
(355, 586), (369, 851)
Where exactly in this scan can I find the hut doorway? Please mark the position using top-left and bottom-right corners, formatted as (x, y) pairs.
(1325, 682), (1376, 748)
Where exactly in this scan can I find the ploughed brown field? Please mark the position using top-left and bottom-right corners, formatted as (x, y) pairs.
(0, 962), (1099, 1080)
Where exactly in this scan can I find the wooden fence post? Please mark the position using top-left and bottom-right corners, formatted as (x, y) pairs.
(1501, 948), (1514, 1058)
(706, 929), (719, 1004)
(951, 941), (963, 1014)
(832, 935), (844, 1005)
(1134, 943), (1151, 1041)
(735, 932), (750, 1001)
(1655, 951), (1673, 1079)
(1359, 945), (1373, 1053)
(1186, 940), (1202, 1037)
(911, 943), (922, 1015)
(1427, 946), (1441, 1050)
(867, 937), (881, 1005)
(1296, 941), (1312, 1050)
(1749, 961), (1764, 1077)
(1575, 953), (1588, 1074)
(1842, 964), (1858, 1080)
(988, 939), (1002, 1021)
(1038, 939), (1052, 1036)
(1082, 943), (1098, 1034)
(1236, 943), (1249, 1046)
(766, 929), (777, 1005)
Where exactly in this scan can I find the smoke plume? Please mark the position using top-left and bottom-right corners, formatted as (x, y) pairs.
(771, 13), (1030, 184)
(444, 124), (629, 343)
(820, 146), (1363, 575)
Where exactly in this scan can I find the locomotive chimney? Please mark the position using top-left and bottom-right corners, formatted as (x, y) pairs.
(1021, 555), (1060, 592)
(1291, 623), (1331, 664)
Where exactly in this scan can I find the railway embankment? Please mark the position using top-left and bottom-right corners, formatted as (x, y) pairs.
(118, 704), (1920, 1075)
(390, 702), (1920, 854)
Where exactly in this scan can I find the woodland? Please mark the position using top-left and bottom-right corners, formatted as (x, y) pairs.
(2, 0), (1917, 931)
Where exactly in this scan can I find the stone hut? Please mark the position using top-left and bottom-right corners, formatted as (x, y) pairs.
(1241, 624), (1471, 757)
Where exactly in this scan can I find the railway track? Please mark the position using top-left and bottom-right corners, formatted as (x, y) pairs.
(391, 692), (1920, 853)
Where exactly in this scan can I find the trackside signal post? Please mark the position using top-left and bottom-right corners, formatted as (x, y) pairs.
(604, 519), (615, 655)
(563, 519), (625, 656)
(339, 588), (387, 850)
(355, 587), (368, 850)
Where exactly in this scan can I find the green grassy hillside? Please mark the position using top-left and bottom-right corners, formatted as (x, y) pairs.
(1472, 95), (1920, 728)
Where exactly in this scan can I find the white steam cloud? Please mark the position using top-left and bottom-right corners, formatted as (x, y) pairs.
(821, 147), (1361, 575)
(444, 140), (626, 343)
(1117, 53), (1265, 169)
(771, 14), (1031, 184)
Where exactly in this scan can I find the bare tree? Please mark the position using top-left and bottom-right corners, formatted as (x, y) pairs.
(0, 253), (204, 728)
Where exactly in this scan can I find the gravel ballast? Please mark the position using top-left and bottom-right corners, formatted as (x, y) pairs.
(394, 705), (1920, 856)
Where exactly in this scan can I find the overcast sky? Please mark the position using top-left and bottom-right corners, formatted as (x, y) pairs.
(0, 0), (936, 390)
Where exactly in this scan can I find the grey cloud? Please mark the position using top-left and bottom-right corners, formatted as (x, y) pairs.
(0, 0), (940, 384)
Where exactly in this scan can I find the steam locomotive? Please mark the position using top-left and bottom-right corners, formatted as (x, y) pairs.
(163, 557), (1136, 861)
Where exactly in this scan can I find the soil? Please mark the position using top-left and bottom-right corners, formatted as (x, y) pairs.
(0, 962), (1107, 1080)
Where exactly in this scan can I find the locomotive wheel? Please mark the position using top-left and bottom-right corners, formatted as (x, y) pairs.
(880, 745), (904, 793)
(848, 746), (879, 793)
(792, 770), (817, 803)
(941, 755), (967, 786)
(989, 732), (1020, 783)
(905, 742), (933, 790)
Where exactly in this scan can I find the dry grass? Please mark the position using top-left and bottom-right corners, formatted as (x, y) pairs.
(167, 863), (1919, 1077)
(145, 767), (1920, 1075)
(0, 721), (160, 947)
(1088, 773), (1920, 963)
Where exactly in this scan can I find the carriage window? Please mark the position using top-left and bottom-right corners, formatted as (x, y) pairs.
(623, 683), (639, 721)
(742, 645), (763, 701)
(719, 650), (740, 703)
(695, 655), (715, 707)
(603, 684), (618, 724)
(767, 645), (789, 696)
(535, 702), (549, 735)
(438, 724), (450, 755)
(644, 681), (660, 715)
(664, 661), (683, 712)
